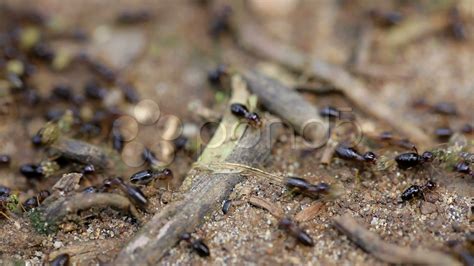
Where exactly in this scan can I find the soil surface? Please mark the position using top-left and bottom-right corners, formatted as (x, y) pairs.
(0, 0), (473, 265)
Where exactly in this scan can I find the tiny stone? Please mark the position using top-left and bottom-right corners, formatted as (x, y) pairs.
(53, 241), (63, 249)
(370, 217), (379, 225)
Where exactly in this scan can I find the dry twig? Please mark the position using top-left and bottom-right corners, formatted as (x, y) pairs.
(348, 22), (373, 69)
(50, 138), (112, 169)
(381, 14), (449, 48)
(295, 202), (323, 223)
(248, 196), (283, 218)
(42, 193), (142, 224)
(320, 137), (338, 165)
(333, 213), (461, 265)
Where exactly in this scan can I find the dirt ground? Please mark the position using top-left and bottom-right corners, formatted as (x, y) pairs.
(0, 0), (473, 265)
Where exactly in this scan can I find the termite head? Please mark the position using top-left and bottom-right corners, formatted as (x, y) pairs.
(278, 217), (292, 229)
(362, 151), (377, 163)
(421, 151), (434, 162)
(246, 112), (262, 128)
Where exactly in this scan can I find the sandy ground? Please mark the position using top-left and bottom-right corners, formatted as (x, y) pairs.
(0, 0), (473, 265)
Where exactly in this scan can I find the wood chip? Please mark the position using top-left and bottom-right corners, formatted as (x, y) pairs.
(248, 196), (283, 218)
(295, 202), (323, 222)
(320, 138), (338, 165)
(52, 173), (82, 194)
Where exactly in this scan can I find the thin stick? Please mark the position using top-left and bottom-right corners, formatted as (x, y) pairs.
(248, 196), (283, 218)
(348, 22), (373, 68)
(320, 137), (338, 165)
(0, 211), (14, 223)
(381, 14), (449, 48)
(42, 193), (142, 224)
(333, 213), (461, 265)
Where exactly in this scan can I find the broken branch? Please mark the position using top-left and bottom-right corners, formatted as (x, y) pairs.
(42, 193), (142, 224)
(50, 138), (112, 170)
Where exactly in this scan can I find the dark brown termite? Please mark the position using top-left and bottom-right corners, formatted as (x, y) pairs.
(31, 133), (43, 147)
(30, 42), (55, 62)
(51, 84), (73, 101)
(82, 186), (98, 194)
(49, 253), (69, 266)
(142, 148), (159, 166)
(434, 127), (453, 141)
(278, 217), (314, 246)
(207, 65), (227, 86)
(395, 147), (433, 170)
(119, 83), (140, 103)
(22, 197), (38, 211)
(179, 233), (211, 257)
(431, 102), (458, 115)
(116, 9), (152, 24)
(84, 80), (107, 100)
(460, 123), (472, 134)
(111, 129), (125, 152)
(79, 123), (102, 138)
(230, 103), (249, 118)
(319, 106), (340, 119)
(285, 177), (311, 191)
(173, 136), (188, 151)
(130, 168), (173, 185)
(335, 145), (377, 163)
(82, 164), (95, 175)
(230, 103), (262, 128)
(78, 55), (117, 82)
(105, 177), (148, 209)
(19, 163), (44, 179)
(0, 154), (11, 166)
(368, 9), (403, 27)
(413, 100), (458, 116)
(222, 199), (232, 215)
(400, 180), (436, 202)
(377, 132), (416, 150)
(208, 5), (232, 39)
(285, 177), (331, 199)
(448, 7), (466, 41)
(454, 161), (473, 177)
(0, 186), (11, 197)
(22, 190), (50, 211)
